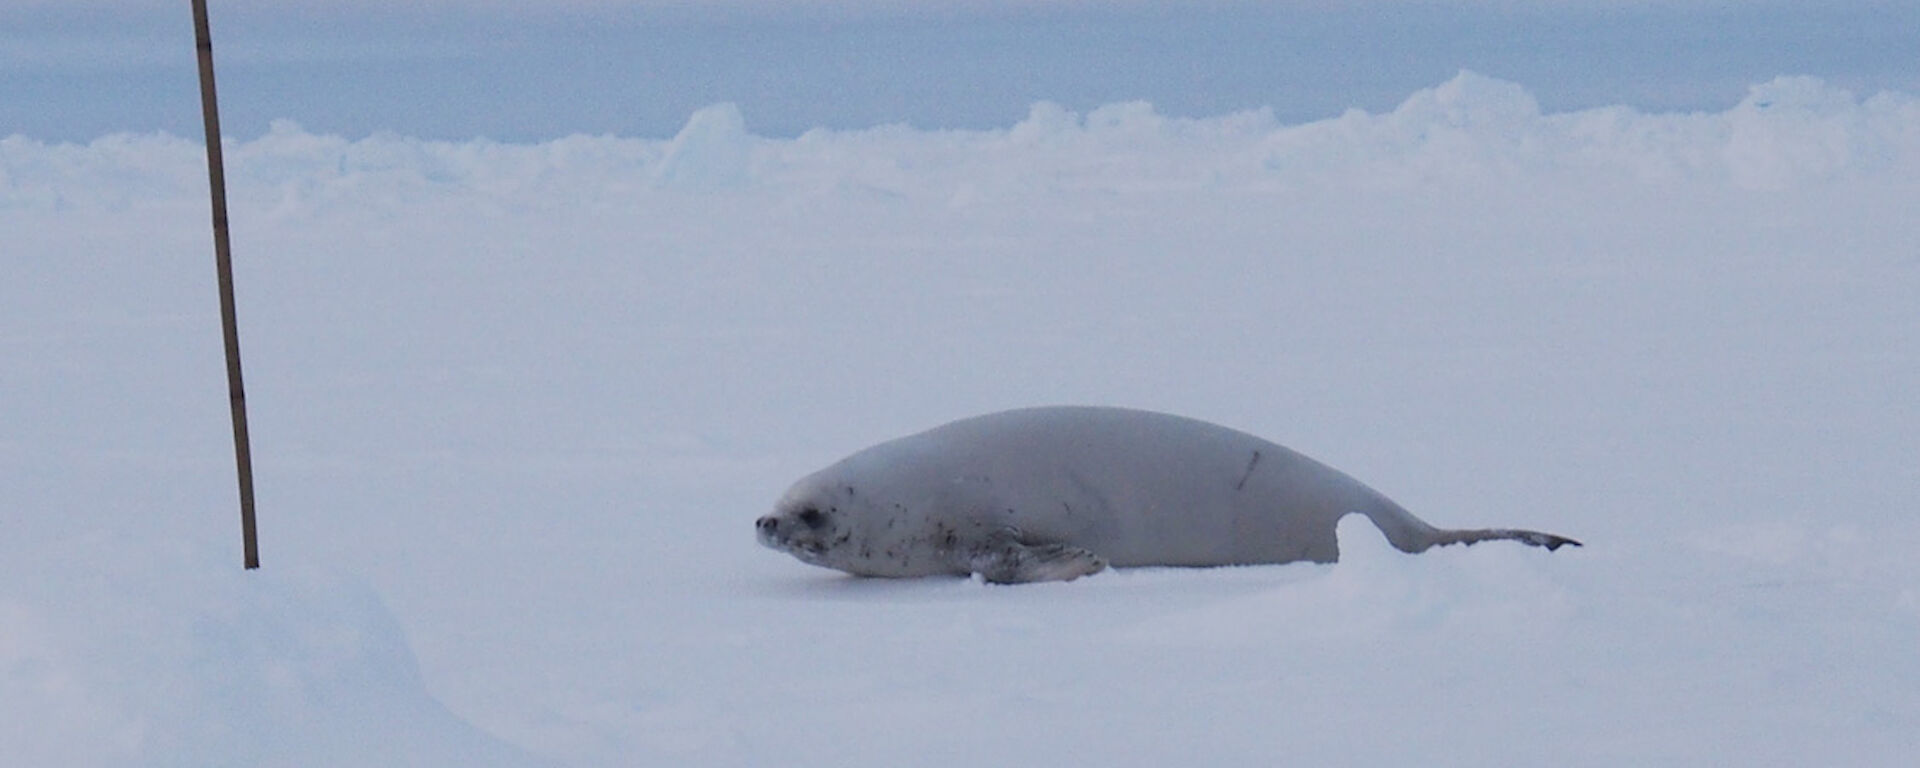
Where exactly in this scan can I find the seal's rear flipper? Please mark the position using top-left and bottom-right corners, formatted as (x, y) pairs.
(1433, 527), (1583, 551)
(969, 537), (1108, 584)
(1511, 529), (1582, 551)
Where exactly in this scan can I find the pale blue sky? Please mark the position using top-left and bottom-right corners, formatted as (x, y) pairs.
(4, 1), (1915, 141)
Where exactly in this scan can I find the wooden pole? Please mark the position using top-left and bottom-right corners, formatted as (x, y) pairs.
(192, 0), (261, 570)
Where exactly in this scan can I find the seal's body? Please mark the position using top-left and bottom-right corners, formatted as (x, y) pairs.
(757, 406), (1578, 583)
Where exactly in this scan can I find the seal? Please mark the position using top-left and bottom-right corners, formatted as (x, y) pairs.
(756, 406), (1580, 583)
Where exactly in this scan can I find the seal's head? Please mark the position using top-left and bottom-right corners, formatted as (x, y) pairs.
(755, 482), (855, 569)
(757, 454), (985, 578)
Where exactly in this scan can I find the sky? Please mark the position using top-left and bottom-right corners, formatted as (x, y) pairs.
(4, 0), (1917, 141)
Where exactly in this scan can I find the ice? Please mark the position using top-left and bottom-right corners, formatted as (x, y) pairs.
(3, 72), (1917, 765)
(653, 103), (756, 188)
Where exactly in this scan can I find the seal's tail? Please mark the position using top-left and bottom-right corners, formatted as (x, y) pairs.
(1430, 527), (1582, 551)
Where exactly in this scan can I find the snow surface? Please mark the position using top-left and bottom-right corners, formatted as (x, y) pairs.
(4, 71), (1918, 765)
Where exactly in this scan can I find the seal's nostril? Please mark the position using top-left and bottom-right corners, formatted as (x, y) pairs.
(756, 517), (777, 531)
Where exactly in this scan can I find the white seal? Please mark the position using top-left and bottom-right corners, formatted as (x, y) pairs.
(756, 406), (1579, 583)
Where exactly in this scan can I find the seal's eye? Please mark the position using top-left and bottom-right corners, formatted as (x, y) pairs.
(797, 508), (826, 529)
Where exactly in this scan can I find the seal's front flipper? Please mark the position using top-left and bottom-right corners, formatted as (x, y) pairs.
(968, 533), (1107, 584)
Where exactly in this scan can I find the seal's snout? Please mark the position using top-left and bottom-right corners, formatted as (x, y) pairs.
(756, 514), (785, 549)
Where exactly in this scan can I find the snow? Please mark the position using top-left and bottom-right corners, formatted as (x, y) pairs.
(4, 71), (1918, 765)
(0, 538), (541, 766)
